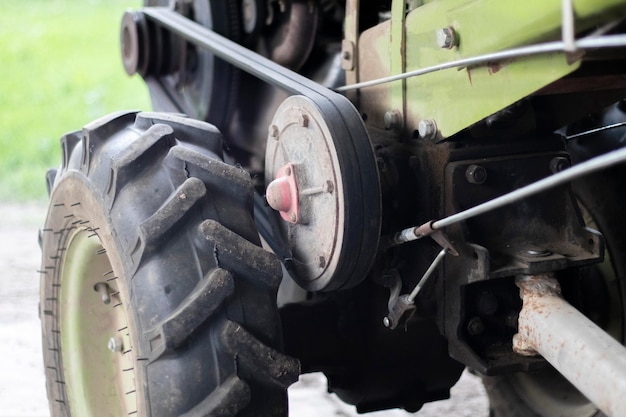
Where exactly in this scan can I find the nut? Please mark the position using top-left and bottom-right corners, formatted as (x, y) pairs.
(418, 119), (437, 140)
(465, 164), (487, 185)
(467, 317), (485, 336)
(384, 109), (402, 130)
(550, 156), (570, 173)
(436, 27), (457, 49)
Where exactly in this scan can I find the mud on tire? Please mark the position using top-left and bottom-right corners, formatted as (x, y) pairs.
(39, 111), (299, 417)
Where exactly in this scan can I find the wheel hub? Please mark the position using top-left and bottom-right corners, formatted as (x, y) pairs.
(265, 95), (381, 291)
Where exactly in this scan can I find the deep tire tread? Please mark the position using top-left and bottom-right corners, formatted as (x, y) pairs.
(218, 320), (300, 389)
(40, 111), (295, 417)
(197, 219), (282, 290)
(179, 375), (251, 417)
(169, 146), (252, 206)
(134, 177), (207, 266)
(147, 268), (235, 360)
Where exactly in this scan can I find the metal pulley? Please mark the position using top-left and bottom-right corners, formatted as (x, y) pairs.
(265, 95), (381, 291)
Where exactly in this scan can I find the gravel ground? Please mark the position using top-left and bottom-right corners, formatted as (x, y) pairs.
(0, 203), (488, 417)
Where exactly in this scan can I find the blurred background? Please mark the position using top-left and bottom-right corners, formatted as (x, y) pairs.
(0, 1), (488, 416)
(0, 0), (150, 203)
(0, 1), (148, 416)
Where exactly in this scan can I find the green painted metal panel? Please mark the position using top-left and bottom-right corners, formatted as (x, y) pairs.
(367, 0), (626, 138)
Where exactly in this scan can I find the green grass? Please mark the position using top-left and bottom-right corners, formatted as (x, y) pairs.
(0, 0), (151, 202)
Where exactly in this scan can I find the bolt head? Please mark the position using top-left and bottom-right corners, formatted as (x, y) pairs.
(241, 0), (257, 34)
(418, 119), (437, 140)
(550, 156), (570, 173)
(467, 317), (485, 336)
(465, 164), (487, 185)
(269, 124), (280, 139)
(298, 113), (309, 128)
(107, 337), (123, 353)
(437, 27), (457, 49)
(384, 110), (402, 130)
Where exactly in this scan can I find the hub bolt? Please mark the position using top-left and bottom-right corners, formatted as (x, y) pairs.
(108, 337), (123, 353)
(269, 124), (280, 139)
(94, 282), (111, 305)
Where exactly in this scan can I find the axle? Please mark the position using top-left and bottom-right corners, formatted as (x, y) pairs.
(514, 274), (626, 417)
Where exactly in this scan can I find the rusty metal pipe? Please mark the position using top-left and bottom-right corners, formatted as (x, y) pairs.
(514, 275), (626, 417)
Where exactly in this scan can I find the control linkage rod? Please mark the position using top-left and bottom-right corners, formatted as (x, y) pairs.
(390, 145), (626, 247)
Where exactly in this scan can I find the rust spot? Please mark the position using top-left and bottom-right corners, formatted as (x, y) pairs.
(487, 62), (502, 75)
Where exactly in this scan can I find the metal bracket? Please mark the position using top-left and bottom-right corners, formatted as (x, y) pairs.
(384, 249), (447, 329)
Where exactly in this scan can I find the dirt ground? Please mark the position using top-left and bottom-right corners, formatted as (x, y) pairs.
(0, 203), (488, 417)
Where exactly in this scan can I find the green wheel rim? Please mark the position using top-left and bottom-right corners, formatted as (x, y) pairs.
(59, 228), (137, 416)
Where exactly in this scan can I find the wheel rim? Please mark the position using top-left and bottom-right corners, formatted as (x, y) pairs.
(59, 228), (137, 416)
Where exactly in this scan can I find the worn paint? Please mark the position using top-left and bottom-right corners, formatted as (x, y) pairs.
(357, 0), (626, 137)
(514, 274), (626, 417)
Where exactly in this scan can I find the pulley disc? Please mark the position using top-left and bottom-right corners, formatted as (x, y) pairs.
(265, 95), (381, 291)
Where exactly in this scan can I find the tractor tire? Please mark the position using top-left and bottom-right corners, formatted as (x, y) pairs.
(39, 111), (299, 417)
(483, 102), (626, 417)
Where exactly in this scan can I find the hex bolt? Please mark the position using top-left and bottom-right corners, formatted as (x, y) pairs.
(465, 164), (487, 185)
(107, 337), (123, 353)
(94, 282), (111, 305)
(550, 156), (570, 173)
(241, 0), (257, 34)
(467, 317), (485, 336)
(418, 119), (437, 140)
(436, 27), (457, 49)
(383, 109), (402, 130)
(298, 113), (309, 128)
(269, 124), (280, 139)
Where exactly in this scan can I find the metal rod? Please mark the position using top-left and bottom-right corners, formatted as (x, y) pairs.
(561, 0), (576, 52)
(514, 275), (626, 417)
(389, 148), (626, 246)
(391, 145), (626, 244)
(433, 146), (626, 229)
(336, 34), (626, 92)
(407, 249), (447, 302)
(565, 122), (626, 140)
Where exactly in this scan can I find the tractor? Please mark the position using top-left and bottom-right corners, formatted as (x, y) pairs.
(40, 1), (626, 416)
